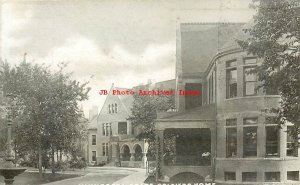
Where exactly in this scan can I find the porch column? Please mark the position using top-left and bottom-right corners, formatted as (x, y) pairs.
(142, 152), (147, 167)
(156, 129), (164, 181)
(130, 153), (135, 161)
(280, 125), (287, 158)
(279, 125), (288, 182)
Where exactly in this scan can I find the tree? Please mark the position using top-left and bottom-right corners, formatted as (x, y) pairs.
(238, 0), (300, 137)
(0, 61), (90, 177)
(0, 100), (7, 152)
(128, 86), (175, 156)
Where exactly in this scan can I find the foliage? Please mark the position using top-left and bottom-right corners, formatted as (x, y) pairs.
(238, 0), (300, 136)
(0, 61), (90, 175)
(128, 88), (175, 142)
(69, 157), (87, 169)
(54, 161), (70, 172)
(20, 151), (50, 168)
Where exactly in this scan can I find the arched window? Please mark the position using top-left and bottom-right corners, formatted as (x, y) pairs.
(115, 103), (118, 113)
(108, 104), (111, 114)
(112, 104), (114, 113)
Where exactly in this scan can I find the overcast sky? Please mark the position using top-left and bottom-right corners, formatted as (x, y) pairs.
(1, 0), (254, 116)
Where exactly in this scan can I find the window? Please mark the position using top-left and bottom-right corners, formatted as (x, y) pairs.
(227, 60), (237, 67)
(265, 172), (280, 182)
(208, 71), (215, 104)
(102, 123), (111, 136)
(102, 123), (106, 136)
(102, 143), (109, 156)
(244, 67), (257, 96)
(244, 118), (258, 125)
(92, 151), (96, 162)
(109, 123), (112, 136)
(266, 126), (279, 157)
(109, 104), (118, 114)
(287, 126), (298, 157)
(225, 172), (236, 181)
(226, 119), (237, 126)
(242, 172), (257, 182)
(226, 60), (237, 98)
(244, 58), (257, 65)
(118, 122), (127, 134)
(226, 119), (237, 158)
(243, 118), (258, 157)
(92, 135), (96, 145)
(287, 171), (299, 181)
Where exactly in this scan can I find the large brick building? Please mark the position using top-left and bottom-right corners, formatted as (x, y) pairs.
(155, 22), (300, 184)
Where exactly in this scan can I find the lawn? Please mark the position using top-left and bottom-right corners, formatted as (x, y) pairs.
(0, 172), (82, 185)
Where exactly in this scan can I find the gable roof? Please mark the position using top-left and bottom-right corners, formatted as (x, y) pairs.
(115, 87), (134, 114)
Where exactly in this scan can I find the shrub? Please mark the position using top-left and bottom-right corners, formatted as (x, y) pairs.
(54, 161), (70, 171)
(69, 157), (87, 169)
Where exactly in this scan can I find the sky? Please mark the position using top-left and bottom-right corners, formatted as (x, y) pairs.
(0, 0), (254, 117)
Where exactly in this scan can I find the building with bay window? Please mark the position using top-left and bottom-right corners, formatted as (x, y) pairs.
(154, 22), (300, 184)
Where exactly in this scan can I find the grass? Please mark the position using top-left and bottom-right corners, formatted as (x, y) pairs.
(0, 172), (82, 185)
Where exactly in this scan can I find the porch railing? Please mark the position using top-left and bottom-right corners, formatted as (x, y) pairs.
(164, 155), (211, 166)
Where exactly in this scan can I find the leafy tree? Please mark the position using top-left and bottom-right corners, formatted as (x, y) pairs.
(128, 86), (175, 156)
(238, 0), (300, 137)
(0, 61), (90, 176)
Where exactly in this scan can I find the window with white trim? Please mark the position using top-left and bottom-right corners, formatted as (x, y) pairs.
(102, 143), (109, 156)
(226, 119), (237, 158)
(226, 60), (237, 99)
(243, 118), (258, 157)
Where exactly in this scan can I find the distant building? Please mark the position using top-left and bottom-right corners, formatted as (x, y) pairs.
(87, 81), (175, 168)
(154, 22), (300, 184)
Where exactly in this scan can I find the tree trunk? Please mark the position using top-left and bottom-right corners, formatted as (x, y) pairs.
(51, 146), (55, 175)
(38, 141), (43, 179)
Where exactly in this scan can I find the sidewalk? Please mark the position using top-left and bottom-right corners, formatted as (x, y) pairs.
(113, 169), (148, 185)
(25, 167), (88, 175)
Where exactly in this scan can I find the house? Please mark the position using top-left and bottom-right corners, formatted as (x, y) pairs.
(87, 84), (146, 167)
(87, 80), (175, 168)
(154, 22), (300, 184)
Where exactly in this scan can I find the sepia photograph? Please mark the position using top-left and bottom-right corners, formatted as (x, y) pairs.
(0, 0), (300, 184)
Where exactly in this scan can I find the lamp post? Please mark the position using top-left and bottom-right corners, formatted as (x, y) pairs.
(0, 94), (26, 185)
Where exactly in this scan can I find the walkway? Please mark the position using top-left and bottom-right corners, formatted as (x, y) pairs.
(113, 169), (148, 185)
(44, 167), (140, 185)
(0, 167), (144, 185)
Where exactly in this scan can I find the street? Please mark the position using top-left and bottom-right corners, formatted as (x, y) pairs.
(0, 167), (145, 185)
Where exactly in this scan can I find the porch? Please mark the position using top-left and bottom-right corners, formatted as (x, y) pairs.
(155, 105), (216, 181)
(116, 139), (149, 168)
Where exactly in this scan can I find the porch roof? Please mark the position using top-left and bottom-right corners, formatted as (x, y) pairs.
(156, 104), (215, 122)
